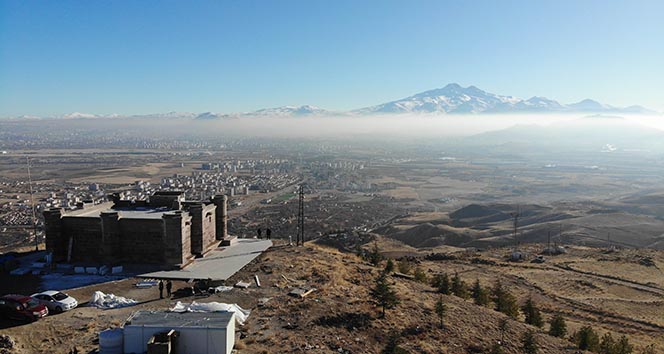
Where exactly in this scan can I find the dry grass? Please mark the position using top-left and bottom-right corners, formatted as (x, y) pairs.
(3, 238), (663, 353)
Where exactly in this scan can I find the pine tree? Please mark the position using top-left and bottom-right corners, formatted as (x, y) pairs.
(414, 266), (427, 283)
(521, 297), (543, 328)
(548, 314), (567, 338)
(573, 326), (600, 352)
(614, 335), (633, 354)
(521, 330), (539, 354)
(492, 281), (518, 318)
(451, 272), (469, 299)
(491, 280), (505, 304)
(430, 274), (443, 288)
(599, 332), (616, 354)
(437, 273), (451, 294)
(385, 259), (395, 273)
(434, 296), (446, 328)
(499, 291), (519, 318)
(397, 259), (412, 274)
(370, 271), (400, 318)
(369, 241), (383, 266)
(471, 279), (490, 306)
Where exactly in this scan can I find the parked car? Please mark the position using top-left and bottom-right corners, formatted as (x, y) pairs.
(0, 294), (49, 321)
(30, 291), (78, 314)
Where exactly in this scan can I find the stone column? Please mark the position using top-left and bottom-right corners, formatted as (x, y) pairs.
(212, 195), (228, 240)
(43, 208), (65, 261)
(188, 203), (204, 256)
(100, 211), (121, 261)
(162, 211), (191, 267)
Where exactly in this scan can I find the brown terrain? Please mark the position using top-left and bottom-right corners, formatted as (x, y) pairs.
(2, 142), (664, 353)
(1, 236), (662, 353)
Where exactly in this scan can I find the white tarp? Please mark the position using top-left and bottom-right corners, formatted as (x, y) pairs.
(169, 301), (250, 325)
(211, 286), (233, 293)
(90, 291), (138, 309)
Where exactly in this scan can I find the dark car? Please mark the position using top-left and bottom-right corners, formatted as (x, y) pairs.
(0, 294), (49, 322)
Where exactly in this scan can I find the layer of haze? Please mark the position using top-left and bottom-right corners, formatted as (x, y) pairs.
(187, 114), (664, 139)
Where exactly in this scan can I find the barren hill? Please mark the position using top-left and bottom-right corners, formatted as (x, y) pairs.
(376, 202), (664, 250)
(1, 238), (662, 353)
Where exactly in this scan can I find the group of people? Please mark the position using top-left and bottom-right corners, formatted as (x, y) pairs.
(158, 279), (173, 299)
(256, 227), (272, 240)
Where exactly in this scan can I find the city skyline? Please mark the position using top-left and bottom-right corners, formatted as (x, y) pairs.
(1, 0), (663, 116)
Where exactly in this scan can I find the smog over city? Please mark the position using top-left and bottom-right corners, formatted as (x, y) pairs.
(1, 1), (664, 354)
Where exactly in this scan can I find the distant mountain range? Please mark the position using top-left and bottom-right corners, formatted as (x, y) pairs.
(355, 84), (655, 115)
(6, 84), (658, 119)
(194, 105), (338, 120)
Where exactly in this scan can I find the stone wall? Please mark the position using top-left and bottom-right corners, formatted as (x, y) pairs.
(62, 217), (103, 262)
(44, 191), (210, 268)
(43, 208), (66, 261)
(212, 195), (228, 240)
(201, 203), (217, 251)
(119, 219), (165, 263)
(188, 203), (204, 255)
(162, 211), (192, 267)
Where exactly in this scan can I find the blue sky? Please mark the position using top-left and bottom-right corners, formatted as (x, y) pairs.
(1, 0), (662, 116)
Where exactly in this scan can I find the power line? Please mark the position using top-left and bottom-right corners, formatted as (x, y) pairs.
(297, 184), (305, 246)
(27, 157), (39, 251)
(510, 206), (520, 252)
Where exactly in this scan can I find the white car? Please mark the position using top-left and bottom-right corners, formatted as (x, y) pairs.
(30, 291), (78, 314)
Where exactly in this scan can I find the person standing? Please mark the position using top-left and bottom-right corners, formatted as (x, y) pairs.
(166, 280), (173, 298)
(257, 227), (262, 239)
(266, 228), (272, 240)
(158, 280), (164, 299)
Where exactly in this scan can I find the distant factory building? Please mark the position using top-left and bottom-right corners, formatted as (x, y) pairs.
(43, 191), (230, 268)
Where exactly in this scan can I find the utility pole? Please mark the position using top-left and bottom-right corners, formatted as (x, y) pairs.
(559, 223), (563, 245)
(510, 206), (520, 252)
(297, 184), (304, 246)
(27, 157), (39, 251)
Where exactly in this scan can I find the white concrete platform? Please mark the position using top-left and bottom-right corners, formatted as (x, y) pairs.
(138, 239), (272, 281)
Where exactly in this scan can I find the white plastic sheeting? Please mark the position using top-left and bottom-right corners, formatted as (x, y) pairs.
(90, 291), (138, 309)
(211, 286), (233, 293)
(169, 301), (250, 325)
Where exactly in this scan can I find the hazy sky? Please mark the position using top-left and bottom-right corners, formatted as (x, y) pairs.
(1, 0), (663, 116)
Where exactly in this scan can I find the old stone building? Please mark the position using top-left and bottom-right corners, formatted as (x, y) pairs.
(43, 191), (230, 268)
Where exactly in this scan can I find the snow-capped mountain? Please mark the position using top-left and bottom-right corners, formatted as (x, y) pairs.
(356, 84), (523, 114)
(251, 105), (334, 116)
(61, 112), (99, 119)
(6, 85), (657, 120)
(356, 84), (654, 115)
(133, 111), (197, 119)
(513, 96), (566, 111)
(195, 112), (226, 120)
(194, 105), (340, 120)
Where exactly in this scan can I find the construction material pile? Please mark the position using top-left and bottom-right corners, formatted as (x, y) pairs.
(169, 301), (250, 325)
(90, 291), (138, 309)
